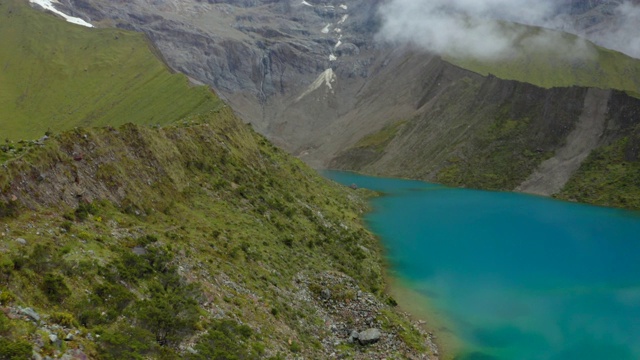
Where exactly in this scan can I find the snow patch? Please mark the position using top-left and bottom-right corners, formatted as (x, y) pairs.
(30, 0), (93, 27)
(335, 40), (342, 49)
(334, 28), (342, 33)
(338, 14), (349, 24)
(301, 0), (313, 6)
(321, 24), (331, 34)
(296, 69), (337, 101)
(329, 54), (337, 61)
(340, 4), (348, 10)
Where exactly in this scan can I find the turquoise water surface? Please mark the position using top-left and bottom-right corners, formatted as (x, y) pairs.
(324, 171), (640, 360)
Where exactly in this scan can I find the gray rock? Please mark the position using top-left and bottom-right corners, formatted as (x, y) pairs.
(64, 333), (74, 341)
(358, 328), (381, 346)
(320, 288), (331, 300)
(132, 246), (147, 255)
(16, 238), (27, 245)
(49, 334), (58, 343)
(19, 307), (40, 322)
(348, 330), (359, 343)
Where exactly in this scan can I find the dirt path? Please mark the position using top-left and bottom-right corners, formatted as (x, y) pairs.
(516, 88), (611, 196)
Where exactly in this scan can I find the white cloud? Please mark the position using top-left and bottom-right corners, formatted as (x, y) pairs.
(377, 0), (640, 60)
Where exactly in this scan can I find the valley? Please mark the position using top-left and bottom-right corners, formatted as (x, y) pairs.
(57, 0), (640, 209)
(3, 0), (640, 358)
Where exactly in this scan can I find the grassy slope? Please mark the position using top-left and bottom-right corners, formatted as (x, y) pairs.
(556, 133), (640, 210)
(0, 0), (222, 141)
(0, 1), (431, 358)
(445, 25), (640, 97)
(0, 114), (428, 358)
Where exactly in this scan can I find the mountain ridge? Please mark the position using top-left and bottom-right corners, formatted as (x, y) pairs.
(54, 0), (640, 209)
(0, 2), (438, 358)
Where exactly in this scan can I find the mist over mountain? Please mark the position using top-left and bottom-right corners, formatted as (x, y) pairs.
(377, 0), (640, 59)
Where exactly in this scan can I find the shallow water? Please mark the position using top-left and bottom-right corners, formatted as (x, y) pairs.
(324, 171), (640, 360)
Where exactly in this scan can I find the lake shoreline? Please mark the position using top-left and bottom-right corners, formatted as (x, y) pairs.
(325, 169), (640, 360)
(384, 274), (461, 360)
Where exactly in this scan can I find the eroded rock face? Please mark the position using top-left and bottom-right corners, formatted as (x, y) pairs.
(58, 0), (390, 164)
(62, 2), (376, 99)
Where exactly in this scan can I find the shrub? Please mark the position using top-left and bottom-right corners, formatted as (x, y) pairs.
(290, 341), (302, 353)
(0, 256), (13, 284)
(188, 319), (260, 360)
(98, 326), (154, 360)
(133, 281), (200, 346)
(50, 311), (77, 327)
(42, 273), (71, 303)
(60, 221), (72, 232)
(0, 338), (32, 360)
(75, 202), (98, 221)
(0, 201), (18, 219)
(0, 291), (15, 306)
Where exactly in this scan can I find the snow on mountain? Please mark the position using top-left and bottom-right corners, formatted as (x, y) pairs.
(296, 68), (336, 101)
(30, 0), (93, 27)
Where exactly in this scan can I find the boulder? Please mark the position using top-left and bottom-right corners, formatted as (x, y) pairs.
(358, 328), (381, 345)
(320, 288), (331, 300)
(348, 330), (359, 343)
(19, 307), (40, 322)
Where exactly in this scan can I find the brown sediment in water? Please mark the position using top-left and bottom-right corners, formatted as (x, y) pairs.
(386, 275), (464, 360)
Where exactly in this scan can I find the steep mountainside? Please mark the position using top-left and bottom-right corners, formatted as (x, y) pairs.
(0, 2), (436, 359)
(1, 0), (222, 141)
(329, 54), (640, 208)
(0, 115), (436, 359)
(52, 0), (640, 209)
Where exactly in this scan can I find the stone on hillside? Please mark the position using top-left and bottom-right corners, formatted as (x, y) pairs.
(358, 328), (381, 345)
(348, 330), (359, 343)
(19, 307), (40, 322)
(16, 238), (27, 245)
(320, 288), (331, 300)
(132, 246), (147, 255)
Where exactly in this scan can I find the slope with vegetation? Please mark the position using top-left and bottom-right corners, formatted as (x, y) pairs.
(45, 0), (640, 210)
(445, 25), (640, 97)
(0, 0), (221, 142)
(0, 1), (436, 358)
(331, 45), (640, 210)
(0, 113), (434, 359)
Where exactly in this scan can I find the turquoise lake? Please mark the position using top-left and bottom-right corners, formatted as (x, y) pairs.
(324, 171), (640, 360)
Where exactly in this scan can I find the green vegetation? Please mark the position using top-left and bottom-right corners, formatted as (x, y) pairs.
(446, 25), (640, 97)
(0, 115), (423, 357)
(353, 121), (406, 153)
(437, 113), (554, 190)
(0, 2), (432, 358)
(0, 0), (222, 141)
(557, 134), (640, 210)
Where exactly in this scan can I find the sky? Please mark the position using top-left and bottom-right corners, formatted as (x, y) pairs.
(376, 0), (640, 60)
